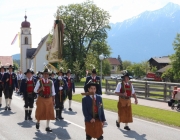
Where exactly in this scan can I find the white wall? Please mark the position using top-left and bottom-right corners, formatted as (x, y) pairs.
(34, 36), (49, 73)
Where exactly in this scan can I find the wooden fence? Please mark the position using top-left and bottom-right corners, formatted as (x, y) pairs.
(105, 79), (180, 102)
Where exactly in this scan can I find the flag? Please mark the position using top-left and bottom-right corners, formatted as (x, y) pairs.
(11, 34), (18, 45)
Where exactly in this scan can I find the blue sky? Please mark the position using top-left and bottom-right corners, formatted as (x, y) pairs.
(0, 0), (180, 56)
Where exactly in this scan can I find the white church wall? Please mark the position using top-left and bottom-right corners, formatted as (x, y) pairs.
(34, 36), (49, 73)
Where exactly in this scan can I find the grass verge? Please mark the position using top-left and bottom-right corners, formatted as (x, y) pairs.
(73, 94), (180, 127)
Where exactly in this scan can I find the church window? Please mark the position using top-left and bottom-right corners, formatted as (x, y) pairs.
(25, 37), (28, 44)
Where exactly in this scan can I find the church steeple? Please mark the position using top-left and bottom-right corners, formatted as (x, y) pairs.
(21, 12), (30, 28)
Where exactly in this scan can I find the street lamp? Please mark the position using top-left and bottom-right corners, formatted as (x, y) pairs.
(99, 54), (104, 88)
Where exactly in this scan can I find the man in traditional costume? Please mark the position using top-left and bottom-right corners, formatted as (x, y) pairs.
(0, 66), (6, 107)
(115, 73), (138, 130)
(20, 69), (37, 120)
(64, 69), (75, 111)
(54, 68), (67, 120)
(3, 65), (18, 110)
(34, 68), (55, 132)
(82, 80), (106, 140)
(49, 71), (56, 83)
(84, 69), (102, 95)
(17, 70), (23, 90)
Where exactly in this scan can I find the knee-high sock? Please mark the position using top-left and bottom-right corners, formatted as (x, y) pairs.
(69, 100), (71, 108)
(8, 99), (12, 107)
(5, 99), (8, 106)
(0, 97), (2, 104)
(46, 120), (50, 128)
(125, 123), (128, 126)
(117, 115), (120, 123)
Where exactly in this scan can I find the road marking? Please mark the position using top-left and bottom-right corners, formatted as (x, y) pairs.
(64, 119), (85, 130)
(72, 101), (180, 132)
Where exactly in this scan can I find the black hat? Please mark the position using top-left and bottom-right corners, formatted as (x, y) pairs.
(121, 73), (132, 79)
(84, 79), (100, 92)
(92, 68), (96, 74)
(0, 66), (6, 71)
(8, 65), (14, 69)
(56, 68), (64, 75)
(24, 69), (34, 75)
(41, 68), (51, 74)
(36, 71), (41, 75)
(66, 69), (71, 74)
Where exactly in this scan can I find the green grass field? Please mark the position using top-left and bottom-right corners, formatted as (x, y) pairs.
(73, 94), (180, 127)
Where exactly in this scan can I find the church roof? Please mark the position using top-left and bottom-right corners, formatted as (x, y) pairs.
(26, 48), (37, 58)
(31, 34), (49, 59)
(0, 56), (13, 67)
(21, 15), (30, 28)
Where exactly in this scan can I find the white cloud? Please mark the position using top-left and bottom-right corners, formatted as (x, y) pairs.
(0, 0), (179, 56)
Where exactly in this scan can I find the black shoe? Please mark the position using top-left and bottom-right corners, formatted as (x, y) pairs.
(36, 123), (40, 129)
(5, 106), (8, 111)
(124, 126), (131, 130)
(28, 110), (32, 120)
(116, 121), (120, 128)
(45, 127), (52, 132)
(0, 104), (2, 107)
(68, 108), (72, 111)
(8, 107), (11, 110)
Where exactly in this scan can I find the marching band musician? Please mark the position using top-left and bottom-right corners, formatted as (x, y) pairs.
(49, 71), (56, 83)
(17, 70), (23, 91)
(34, 68), (55, 132)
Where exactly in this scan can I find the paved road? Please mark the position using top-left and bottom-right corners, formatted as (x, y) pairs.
(0, 93), (179, 140)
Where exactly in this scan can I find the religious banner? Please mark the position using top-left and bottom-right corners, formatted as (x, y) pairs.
(48, 12), (64, 69)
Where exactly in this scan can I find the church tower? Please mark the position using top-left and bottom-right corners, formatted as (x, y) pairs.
(20, 14), (31, 73)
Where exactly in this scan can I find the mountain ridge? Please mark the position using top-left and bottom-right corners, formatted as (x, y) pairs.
(107, 2), (180, 62)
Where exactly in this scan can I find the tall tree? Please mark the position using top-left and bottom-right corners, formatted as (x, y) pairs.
(171, 33), (180, 79)
(56, 1), (111, 80)
(117, 55), (123, 70)
(122, 61), (132, 70)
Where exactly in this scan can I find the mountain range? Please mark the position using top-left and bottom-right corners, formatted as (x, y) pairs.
(107, 2), (180, 62)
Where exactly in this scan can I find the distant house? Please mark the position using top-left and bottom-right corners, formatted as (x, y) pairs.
(148, 56), (171, 70)
(0, 56), (13, 68)
(106, 58), (120, 74)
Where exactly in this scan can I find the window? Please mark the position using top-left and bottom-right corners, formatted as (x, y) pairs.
(112, 66), (115, 70)
(25, 37), (28, 44)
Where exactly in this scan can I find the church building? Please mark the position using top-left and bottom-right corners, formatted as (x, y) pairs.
(20, 14), (49, 73)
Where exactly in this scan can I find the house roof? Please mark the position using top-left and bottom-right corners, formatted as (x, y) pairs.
(157, 65), (172, 73)
(31, 34), (49, 59)
(107, 58), (120, 65)
(26, 48), (37, 58)
(0, 56), (13, 67)
(149, 56), (171, 64)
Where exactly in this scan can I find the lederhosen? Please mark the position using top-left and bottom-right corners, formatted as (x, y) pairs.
(35, 80), (55, 120)
(55, 79), (65, 110)
(4, 73), (15, 99)
(24, 79), (35, 108)
(0, 73), (4, 97)
(117, 82), (133, 123)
